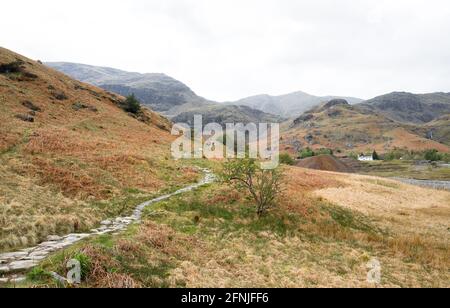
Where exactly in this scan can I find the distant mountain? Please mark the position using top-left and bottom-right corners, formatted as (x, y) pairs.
(172, 105), (284, 127)
(46, 62), (213, 115)
(229, 91), (363, 118)
(282, 98), (450, 155)
(360, 92), (450, 124)
(46, 62), (281, 125)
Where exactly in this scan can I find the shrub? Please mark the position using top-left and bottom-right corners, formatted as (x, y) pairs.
(315, 148), (334, 156)
(299, 147), (315, 159)
(279, 153), (295, 165)
(73, 252), (91, 280)
(220, 158), (284, 217)
(424, 149), (442, 162)
(372, 150), (380, 160)
(124, 94), (141, 114)
(27, 267), (52, 282)
(0, 60), (23, 74)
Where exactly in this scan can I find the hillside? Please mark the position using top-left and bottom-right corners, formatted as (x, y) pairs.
(360, 92), (450, 124)
(172, 104), (284, 126)
(282, 99), (450, 155)
(46, 62), (283, 126)
(46, 62), (214, 116)
(0, 47), (200, 251)
(230, 91), (363, 118)
(295, 155), (353, 173)
(19, 165), (450, 288)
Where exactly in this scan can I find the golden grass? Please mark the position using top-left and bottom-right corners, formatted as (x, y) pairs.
(0, 47), (201, 252)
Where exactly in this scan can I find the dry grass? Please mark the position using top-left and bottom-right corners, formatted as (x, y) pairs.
(0, 47), (201, 252)
(93, 167), (448, 287)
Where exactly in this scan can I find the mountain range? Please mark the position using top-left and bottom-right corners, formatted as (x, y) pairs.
(46, 62), (450, 153)
(229, 92), (363, 118)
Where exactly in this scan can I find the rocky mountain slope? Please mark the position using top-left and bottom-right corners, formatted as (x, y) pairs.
(172, 104), (284, 126)
(46, 62), (281, 125)
(46, 62), (213, 116)
(360, 92), (450, 124)
(282, 99), (450, 155)
(0, 47), (199, 251)
(230, 91), (363, 118)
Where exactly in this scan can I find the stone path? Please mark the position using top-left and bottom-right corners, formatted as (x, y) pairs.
(0, 169), (215, 284)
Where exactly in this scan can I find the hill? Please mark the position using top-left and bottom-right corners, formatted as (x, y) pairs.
(172, 104), (284, 126)
(295, 155), (353, 173)
(282, 99), (450, 155)
(46, 62), (281, 125)
(46, 62), (213, 116)
(0, 47), (200, 251)
(230, 91), (363, 118)
(360, 92), (450, 124)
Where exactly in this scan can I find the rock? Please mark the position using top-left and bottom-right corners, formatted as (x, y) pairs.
(101, 220), (112, 226)
(0, 251), (28, 261)
(9, 276), (26, 284)
(47, 235), (62, 242)
(72, 102), (98, 112)
(323, 99), (349, 109)
(51, 90), (68, 100)
(8, 260), (38, 271)
(0, 266), (10, 274)
(15, 114), (34, 122)
(22, 100), (41, 112)
(50, 272), (68, 285)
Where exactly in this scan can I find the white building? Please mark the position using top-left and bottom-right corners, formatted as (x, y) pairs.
(358, 154), (374, 162)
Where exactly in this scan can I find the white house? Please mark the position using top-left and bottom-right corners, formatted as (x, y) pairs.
(358, 154), (374, 162)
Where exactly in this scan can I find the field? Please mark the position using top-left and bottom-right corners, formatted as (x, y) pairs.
(346, 160), (450, 181)
(16, 165), (450, 288)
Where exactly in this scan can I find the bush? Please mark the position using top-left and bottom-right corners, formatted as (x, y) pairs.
(279, 153), (295, 165)
(124, 94), (141, 114)
(299, 147), (315, 159)
(73, 252), (91, 280)
(315, 148), (334, 156)
(220, 158), (284, 217)
(372, 150), (380, 160)
(424, 149), (442, 162)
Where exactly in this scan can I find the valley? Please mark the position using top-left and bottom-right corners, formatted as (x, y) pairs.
(1, 47), (449, 289)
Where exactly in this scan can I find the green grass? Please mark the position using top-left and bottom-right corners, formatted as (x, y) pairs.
(358, 160), (450, 180)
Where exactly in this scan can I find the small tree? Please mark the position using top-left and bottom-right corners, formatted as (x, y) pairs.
(279, 153), (295, 166)
(424, 149), (441, 162)
(220, 159), (283, 217)
(372, 150), (380, 160)
(124, 94), (141, 114)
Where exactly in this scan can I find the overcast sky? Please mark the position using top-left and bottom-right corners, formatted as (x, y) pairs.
(2, 0), (450, 101)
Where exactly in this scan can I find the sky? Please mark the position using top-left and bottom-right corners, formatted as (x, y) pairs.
(1, 0), (450, 101)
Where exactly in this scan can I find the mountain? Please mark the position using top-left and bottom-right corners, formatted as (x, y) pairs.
(172, 105), (284, 127)
(46, 62), (213, 116)
(0, 47), (199, 250)
(282, 99), (450, 155)
(360, 92), (450, 124)
(46, 62), (281, 124)
(230, 91), (363, 118)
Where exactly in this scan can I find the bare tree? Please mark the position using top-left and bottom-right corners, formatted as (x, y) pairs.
(220, 159), (283, 217)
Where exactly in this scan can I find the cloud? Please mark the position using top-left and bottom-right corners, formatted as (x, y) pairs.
(1, 0), (449, 101)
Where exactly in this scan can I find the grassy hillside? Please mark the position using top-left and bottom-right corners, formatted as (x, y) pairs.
(282, 101), (450, 156)
(46, 62), (212, 115)
(22, 166), (450, 288)
(0, 47), (200, 251)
